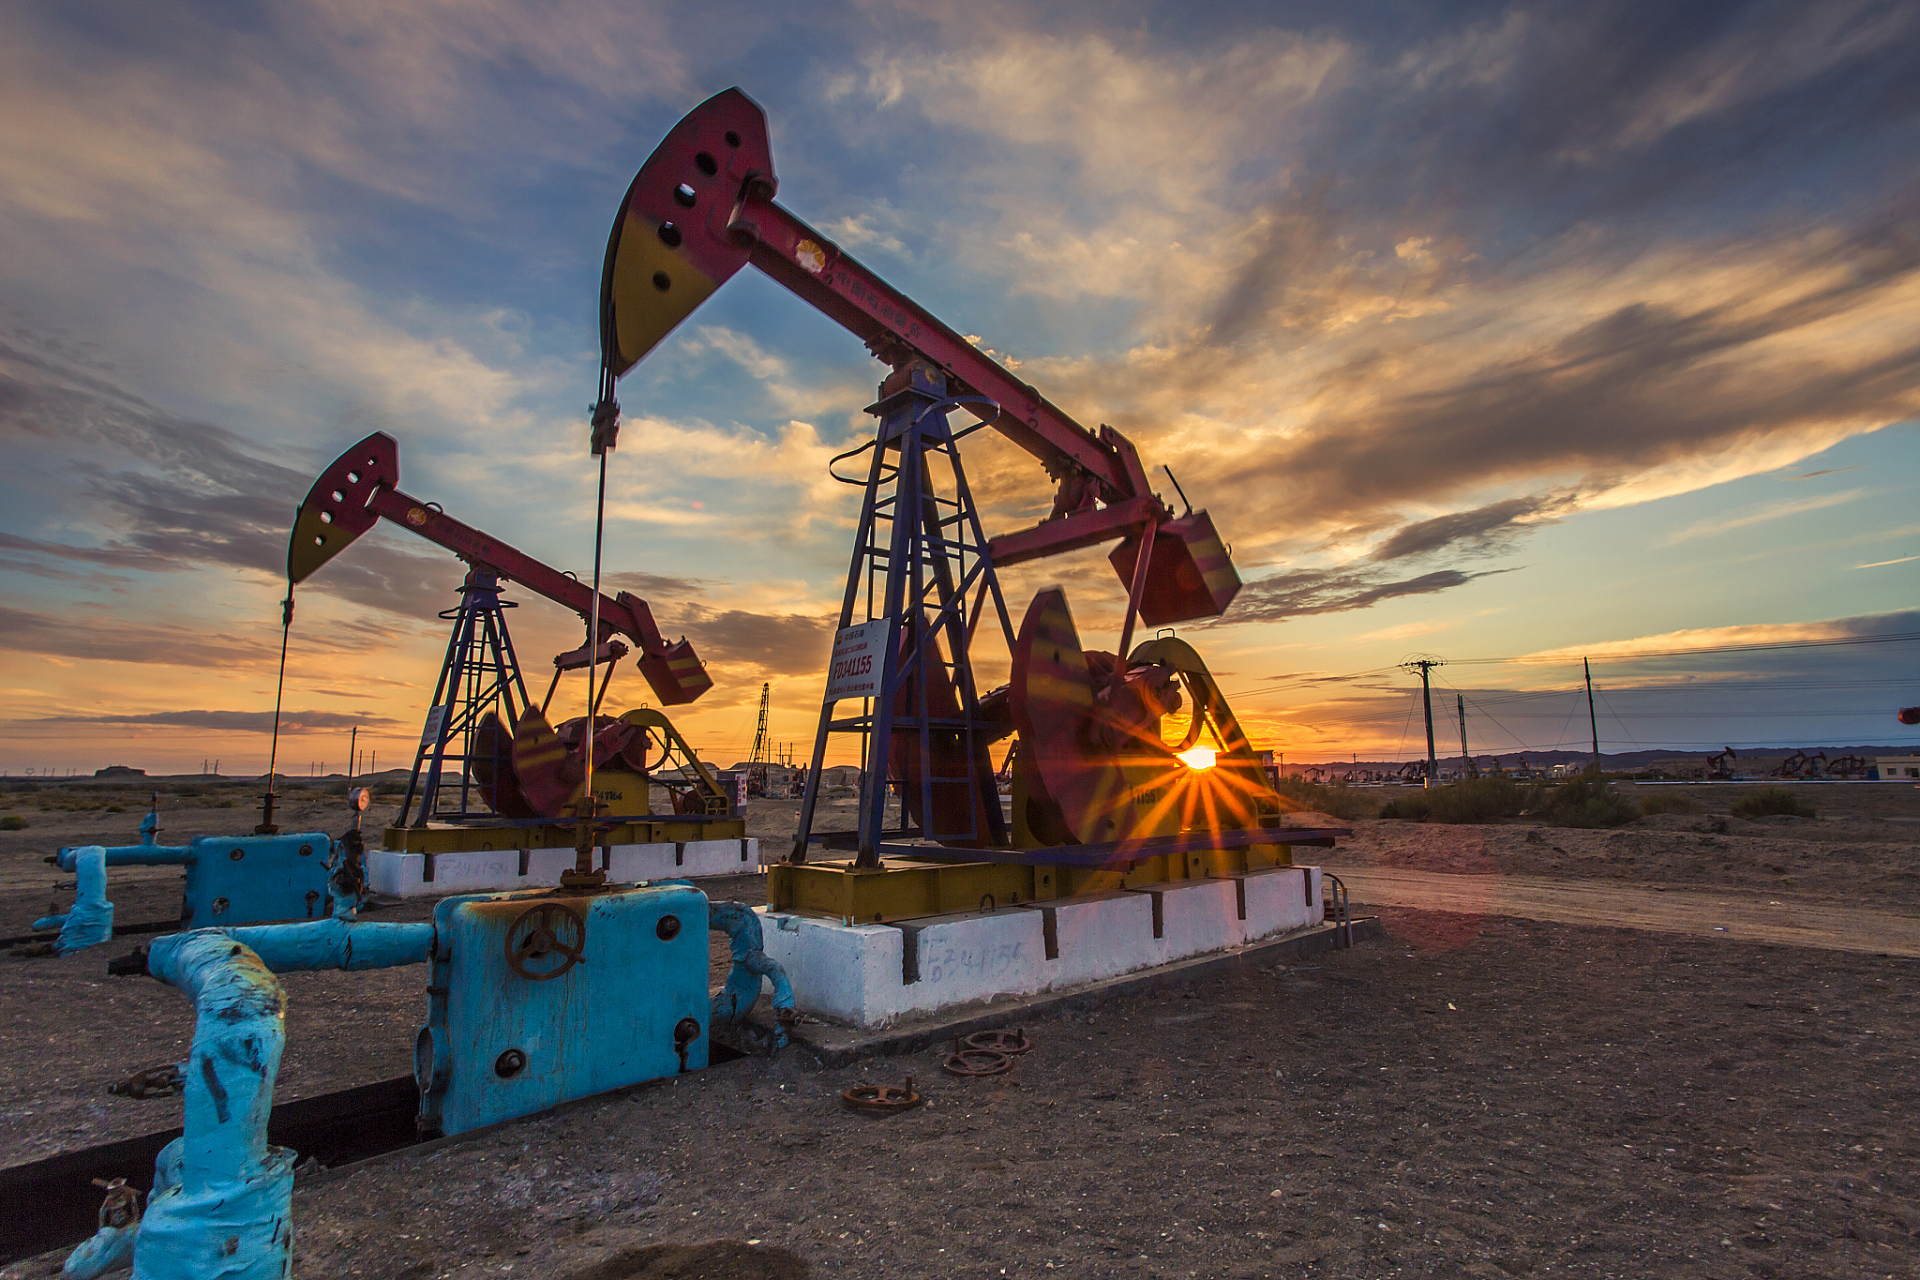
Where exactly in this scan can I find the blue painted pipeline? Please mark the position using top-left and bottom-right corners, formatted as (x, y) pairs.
(55, 844), (190, 871)
(33, 846), (114, 954)
(60, 1216), (134, 1279)
(708, 899), (795, 1048)
(213, 917), (436, 972)
(65, 920), (437, 1279)
(129, 931), (295, 1280)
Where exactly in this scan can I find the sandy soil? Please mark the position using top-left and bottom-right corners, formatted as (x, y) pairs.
(1323, 867), (1920, 956)
(2, 779), (1917, 1277)
(9, 908), (1916, 1279)
(1311, 780), (1920, 907)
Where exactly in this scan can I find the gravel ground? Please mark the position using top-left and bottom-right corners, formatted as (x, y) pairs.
(1, 780), (1916, 1277)
(9, 907), (1915, 1279)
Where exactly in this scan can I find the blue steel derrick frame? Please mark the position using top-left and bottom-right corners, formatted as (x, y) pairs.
(791, 363), (1017, 867)
(398, 568), (534, 826)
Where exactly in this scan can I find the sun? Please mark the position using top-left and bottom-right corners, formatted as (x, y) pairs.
(1176, 744), (1217, 771)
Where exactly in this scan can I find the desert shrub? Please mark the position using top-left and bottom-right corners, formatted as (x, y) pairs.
(1542, 774), (1639, 828)
(212, 797), (239, 809)
(106, 804), (126, 813)
(1376, 776), (1533, 823)
(0, 815), (25, 830)
(1638, 792), (1700, 816)
(1376, 788), (1432, 821)
(374, 781), (409, 797)
(1272, 777), (1383, 820)
(1731, 786), (1816, 820)
(1425, 775), (1531, 823)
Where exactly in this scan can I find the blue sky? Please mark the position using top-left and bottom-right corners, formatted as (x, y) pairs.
(1, 0), (1917, 775)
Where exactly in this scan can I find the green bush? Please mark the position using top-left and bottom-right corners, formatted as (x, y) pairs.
(1542, 774), (1640, 828)
(1376, 776), (1533, 823)
(0, 814), (26, 830)
(1377, 788), (1432, 821)
(1273, 777), (1383, 820)
(1637, 792), (1700, 816)
(1731, 787), (1816, 819)
(1427, 775), (1531, 823)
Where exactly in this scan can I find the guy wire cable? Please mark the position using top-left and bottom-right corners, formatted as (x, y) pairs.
(580, 361), (620, 864)
(260, 586), (294, 833)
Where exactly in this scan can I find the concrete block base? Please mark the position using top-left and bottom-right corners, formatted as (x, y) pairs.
(758, 866), (1322, 1027)
(366, 838), (759, 897)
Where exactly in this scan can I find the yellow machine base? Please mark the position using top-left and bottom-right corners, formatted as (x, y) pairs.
(757, 863), (1331, 1027)
(767, 840), (1302, 926)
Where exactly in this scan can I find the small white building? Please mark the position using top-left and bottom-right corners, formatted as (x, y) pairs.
(1873, 756), (1920, 780)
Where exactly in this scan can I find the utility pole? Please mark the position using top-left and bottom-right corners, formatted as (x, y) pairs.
(1403, 658), (1443, 787)
(1457, 694), (1474, 779)
(1584, 657), (1600, 775)
(349, 725), (359, 782)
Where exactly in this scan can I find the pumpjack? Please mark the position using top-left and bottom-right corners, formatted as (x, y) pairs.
(288, 434), (736, 859)
(593, 88), (1343, 923)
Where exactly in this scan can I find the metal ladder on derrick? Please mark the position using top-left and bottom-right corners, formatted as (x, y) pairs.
(790, 362), (1018, 866)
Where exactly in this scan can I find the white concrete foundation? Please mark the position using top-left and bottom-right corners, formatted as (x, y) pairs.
(366, 837), (759, 897)
(758, 865), (1322, 1027)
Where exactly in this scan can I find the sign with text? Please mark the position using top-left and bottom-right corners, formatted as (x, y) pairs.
(823, 619), (893, 704)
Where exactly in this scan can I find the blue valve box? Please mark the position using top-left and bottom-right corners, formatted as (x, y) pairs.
(180, 832), (336, 929)
(415, 883), (710, 1137)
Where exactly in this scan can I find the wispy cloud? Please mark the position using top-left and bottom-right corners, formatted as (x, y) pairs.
(1221, 566), (1513, 625)
(1659, 489), (1864, 545)
(1514, 611), (1918, 663)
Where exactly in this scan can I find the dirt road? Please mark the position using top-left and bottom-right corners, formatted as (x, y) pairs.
(1327, 866), (1920, 957)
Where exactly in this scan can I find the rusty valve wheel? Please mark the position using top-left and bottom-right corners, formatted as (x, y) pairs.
(504, 902), (586, 981)
(962, 1028), (1031, 1057)
(941, 1044), (1014, 1077)
(841, 1077), (923, 1114)
(108, 1063), (185, 1099)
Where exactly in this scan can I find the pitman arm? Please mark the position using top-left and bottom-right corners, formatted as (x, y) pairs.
(287, 432), (711, 705)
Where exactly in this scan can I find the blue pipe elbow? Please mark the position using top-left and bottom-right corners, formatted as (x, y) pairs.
(708, 901), (794, 1048)
(134, 932), (294, 1280)
(62, 1223), (135, 1279)
(41, 847), (114, 954)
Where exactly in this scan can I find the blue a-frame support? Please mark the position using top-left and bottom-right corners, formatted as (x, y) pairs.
(791, 362), (1017, 866)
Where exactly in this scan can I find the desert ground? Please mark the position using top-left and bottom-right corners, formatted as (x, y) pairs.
(1, 776), (1915, 1278)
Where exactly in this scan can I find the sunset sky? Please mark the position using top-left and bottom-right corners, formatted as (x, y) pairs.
(2, 0), (1917, 779)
